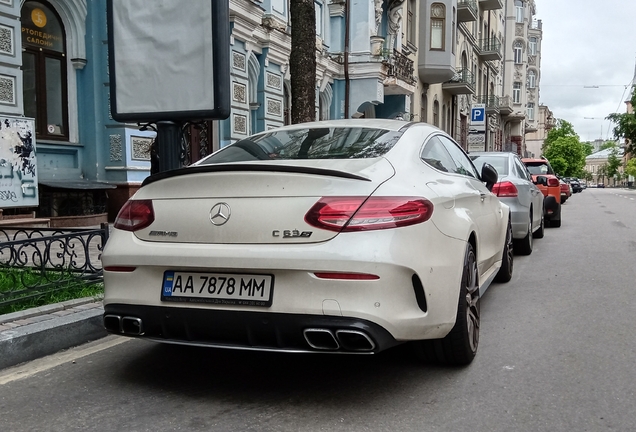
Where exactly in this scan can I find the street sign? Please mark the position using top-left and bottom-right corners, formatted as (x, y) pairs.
(467, 132), (486, 153)
(470, 104), (486, 132)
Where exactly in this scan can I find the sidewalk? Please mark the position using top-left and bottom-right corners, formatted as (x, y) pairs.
(0, 297), (107, 370)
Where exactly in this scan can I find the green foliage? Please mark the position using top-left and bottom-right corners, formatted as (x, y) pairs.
(606, 146), (622, 178)
(543, 119), (579, 151)
(607, 86), (636, 157)
(543, 135), (586, 177)
(600, 141), (618, 151)
(625, 158), (636, 178)
(582, 143), (594, 156)
(581, 170), (594, 182)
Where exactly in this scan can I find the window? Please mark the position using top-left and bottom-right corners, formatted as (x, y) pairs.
(420, 136), (457, 173)
(437, 135), (479, 178)
(529, 37), (537, 55)
(315, 1), (323, 38)
(420, 94), (428, 123)
(528, 70), (536, 88)
(527, 103), (535, 121)
(433, 100), (440, 127)
(514, 42), (523, 64)
(451, 7), (456, 55)
(515, 0), (524, 23)
(407, 0), (416, 45)
(430, 3), (445, 50)
(21, 1), (69, 141)
(513, 82), (522, 103)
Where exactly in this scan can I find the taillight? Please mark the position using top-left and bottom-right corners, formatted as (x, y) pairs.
(305, 196), (434, 232)
(547, 178), (560, 187)
(313, 272), (380, 280)
(492, 181), (518, 197)
(114, 199), (155, 232)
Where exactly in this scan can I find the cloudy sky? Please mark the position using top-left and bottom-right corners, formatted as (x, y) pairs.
(536, 0), (636, 143)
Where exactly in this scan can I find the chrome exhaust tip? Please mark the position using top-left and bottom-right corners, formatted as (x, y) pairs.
(335, 330), (375, 352)
(103, 314), (122, 333)
(303, 328), (339, 350)
(121, 316), (144, 336)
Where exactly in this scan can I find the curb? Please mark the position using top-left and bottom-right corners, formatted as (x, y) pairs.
(0, 298), (107, 370)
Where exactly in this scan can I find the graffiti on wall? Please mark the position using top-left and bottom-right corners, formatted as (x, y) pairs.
(0, 117), (38, 209)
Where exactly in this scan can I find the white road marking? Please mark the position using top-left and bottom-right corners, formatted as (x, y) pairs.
(0, 336), (130, 385)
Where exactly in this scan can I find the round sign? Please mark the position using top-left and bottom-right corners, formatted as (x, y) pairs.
(31, 8), (47, 28)
(47, 124), (55, 133)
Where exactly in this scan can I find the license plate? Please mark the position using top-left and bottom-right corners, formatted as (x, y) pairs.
(161, 271), (274, 307)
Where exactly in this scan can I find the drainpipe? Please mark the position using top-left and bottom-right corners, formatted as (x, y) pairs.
(344, 0), (350, 118)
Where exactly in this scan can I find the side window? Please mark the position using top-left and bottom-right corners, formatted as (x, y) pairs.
(437, 135), (479, 178)
(514, 157), (531, 181)
(420, 136), (457, 173)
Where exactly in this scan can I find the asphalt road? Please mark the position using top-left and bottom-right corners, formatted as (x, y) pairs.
(1, 187), (635, 432)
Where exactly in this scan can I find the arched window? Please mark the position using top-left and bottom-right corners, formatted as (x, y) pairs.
(430, 3), (445, 50)
(433, 100), (439, 127)
(21, 1), (69, 141)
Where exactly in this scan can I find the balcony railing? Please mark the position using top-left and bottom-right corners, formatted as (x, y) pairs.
(385, 49), (416, 85)
(457, 0), (478, 22)
(442, 68), (475, 95)
(499, 96), (513, 114)
(478, 38), (503, 61)
(475, 95), (500, 114)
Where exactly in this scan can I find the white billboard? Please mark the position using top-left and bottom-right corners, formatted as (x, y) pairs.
(107, 0), (230, 122)
(0, 117), (38, 209)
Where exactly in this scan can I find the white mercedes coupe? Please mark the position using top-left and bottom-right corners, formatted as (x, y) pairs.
(102, 119), (513, 365)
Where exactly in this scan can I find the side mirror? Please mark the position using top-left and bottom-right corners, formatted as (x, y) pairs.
(481, 163), (498, 191)
(534, 175), (548, 186)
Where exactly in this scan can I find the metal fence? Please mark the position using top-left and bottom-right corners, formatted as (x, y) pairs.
(0, 223), (109, 309)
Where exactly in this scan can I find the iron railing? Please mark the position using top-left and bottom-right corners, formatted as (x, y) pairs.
(0, 224), (109, 309)
(385, 49), (417, 85)
(475, 95), (500, 109)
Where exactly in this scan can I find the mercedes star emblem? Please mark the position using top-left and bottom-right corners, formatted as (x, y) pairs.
(209, 202), (231, 226)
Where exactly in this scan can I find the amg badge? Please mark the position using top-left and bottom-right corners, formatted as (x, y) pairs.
(148, 230), (178, 237)
(272, 230), (313, 238)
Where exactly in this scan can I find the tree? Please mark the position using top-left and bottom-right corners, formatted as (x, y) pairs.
(581, 142), (594, 156)
(625, 158), (636, 179)
(543, 119), (579, 151)
(290, 0), (317, 124)
(600, 141), (619, 151)
(607, 86), (636, 157)
(606, 146), (622, 179)
(543, 136), (586, 177)
(597, 164), (608, 184)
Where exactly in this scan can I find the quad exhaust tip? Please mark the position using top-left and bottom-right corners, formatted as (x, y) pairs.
(303, 328), (375, 352)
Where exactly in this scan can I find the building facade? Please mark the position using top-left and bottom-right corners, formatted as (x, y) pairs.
(0, 0), (546, 223)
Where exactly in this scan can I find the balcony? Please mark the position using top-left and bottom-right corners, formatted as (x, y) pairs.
(478, 38), (502, 61)
(457, 0), (478, 22)
(499, 96), (513, 115)
(475, 95), (500, 114)
(442, 68), (475, 95)
(384, 49), (417, 94)
(479, 0), (503, 10)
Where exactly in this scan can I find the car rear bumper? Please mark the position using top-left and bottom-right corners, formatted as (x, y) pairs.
(103, 304), (402, 354)
(543, 196), (560, 220)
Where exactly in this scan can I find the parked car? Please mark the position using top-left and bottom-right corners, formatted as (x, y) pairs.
(559, 179), (572, 203)
(522, 158), (562, 227)
(102, 119), (513, 366)
(597, 182), (605, 188)
(569, 179), (583, 193)
(470, 152), (544, 255)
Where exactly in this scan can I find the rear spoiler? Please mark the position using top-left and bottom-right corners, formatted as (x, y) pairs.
(141, 163), (372, 187)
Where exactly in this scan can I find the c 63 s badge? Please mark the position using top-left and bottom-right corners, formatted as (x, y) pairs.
(273, 229), (313, 238)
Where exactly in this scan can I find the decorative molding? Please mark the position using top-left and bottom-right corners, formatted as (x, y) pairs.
(0, 24), (14, 56)
(0, 75), (15, 105)
(266, 98), (282, 116)
(232, 82), (247, 103)
(515, 23), (524, 37)
(233, 114), (247, 134)
(232, 51), (247, 71)
(266, 71), (282, 90)
(131, 136), (153, 160)
(109, 134), (123, 161)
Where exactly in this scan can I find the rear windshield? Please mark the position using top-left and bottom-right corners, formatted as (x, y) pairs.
(198, 127), (403, 164)
(524, 162), (554, 175)
(469, 155), (508, 176)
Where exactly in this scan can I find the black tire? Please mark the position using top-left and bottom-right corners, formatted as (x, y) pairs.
(533, 210), (545, 239)
(514, 215), (533, 256)
(413, 243), (480, 366)
(494, 217), (513, 283)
